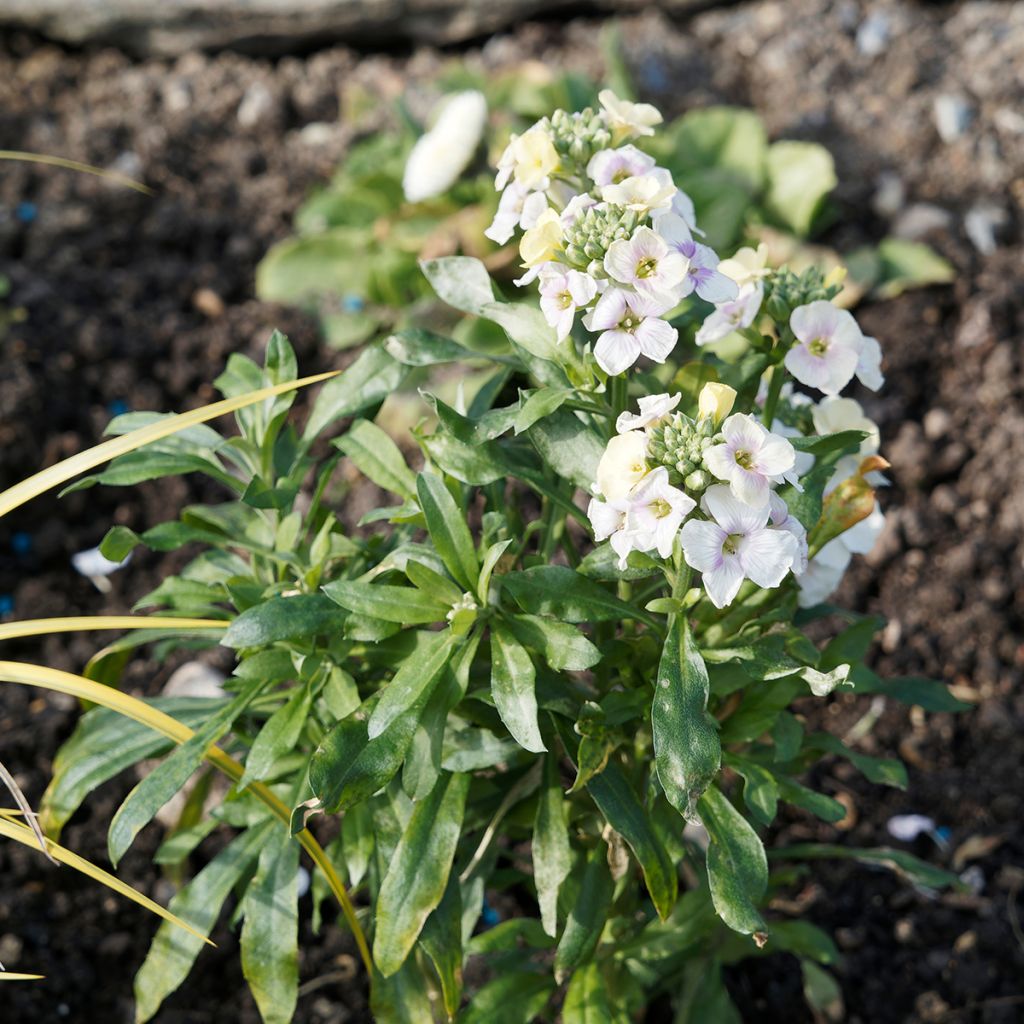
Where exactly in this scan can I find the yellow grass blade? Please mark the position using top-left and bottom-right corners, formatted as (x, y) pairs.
(0, 757), (54, 862)
(0, 150), (154, 195)
(0, 813), (211, 945)
(0, 371), (338, 521)
(0, 617), (228, 643)
(0, 660), (372, 973)
(0, 973), (45, 981)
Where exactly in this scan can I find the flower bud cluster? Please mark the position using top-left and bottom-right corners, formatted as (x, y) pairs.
(762, 266), (843, 325)
(646, 414), (717, 491)
(549, 107), (612, 167)
(562, 204), (638, 268)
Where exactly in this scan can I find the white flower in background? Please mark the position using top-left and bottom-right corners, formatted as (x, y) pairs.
(603, 226), (689, 303)
(587, 288), (678, 375)
(622, 468), (696, 561)
(769, 492), (809, 575)
(595, 431), (650, 500)
(494, 134), (517, 190)
(539, 265), (598, 340)
(485, 183), (549, 244)
(796, 539), (851, 607)
(771, 419), (815, 477)
(654, 213), (737, 303)
(703, 413), (798, 507)
(681, 485), (799, 608)
(602, 169), (676, 214)
(785, 300), (866, 396)
(72, 545), (131, 594)
(718, 243), (771, 288)
(616, 392), (681, 433)
(856, 334), (885, 391)
(587, 144), (656, 186)
(812, 396), (880, 454)
(695, 282), (764, 346)
(511, 127), (560, 190)
(667, 190), (700, 233)
(403, 90), (488, 203)
(698, 382), (738, 424)
(840, 501), (886, 554)
(598, 89), (663, 139)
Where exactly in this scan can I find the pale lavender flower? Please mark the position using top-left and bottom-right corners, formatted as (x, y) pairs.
(680, 485), (799, 608)
(704, 413), (797, 508)
(587, 288), (678, 375)
(539, 265), (598, 340)
(485, 183), (549, 244)
(601, 169), (676, 214)
(796, 539), (852, 608)
(587, 493), (634, 566)
(769, 492), (808, 575)
(615, 392), (681, 433)
(655, 213), (737, 303)
(856, 334), (885, 391)
(785, 300), (865, 396)
(586, 144), (656, 187)
(694, 282), (764, 346)
(603, 226), (689, 304)
(623, 468), (696, 561)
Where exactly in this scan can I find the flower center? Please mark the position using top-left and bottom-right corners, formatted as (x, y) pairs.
(808, 336), (829, 357)
(557, 290), (573, 310)
(734, 449), (754, 469)
(636, 256), (658, 279)
(650, 498), (672, 519)
(629, 461), (646, 475)
(619, 311), (641, 332)
(722, 532), (743, 555)
(612, 168), (630, 184)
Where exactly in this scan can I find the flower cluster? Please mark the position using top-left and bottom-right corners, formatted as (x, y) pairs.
(487, 90), (738, 375)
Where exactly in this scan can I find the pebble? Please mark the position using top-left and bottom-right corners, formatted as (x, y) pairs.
(856, 12), (890, 56)
(892, 203), (953, 240)
(237, 82), (275, 127)
(0, 933), (23, 966)
(192, 287), (225, 319)
(964, 203), (1008, 255)
(894, 917), (915, 943)
(872, 171), (905, 218)
(298, 121), (336, 146)
(933, 94), (973, 143)
(106, 150), (144, 183)
(922, 408), (952, 440)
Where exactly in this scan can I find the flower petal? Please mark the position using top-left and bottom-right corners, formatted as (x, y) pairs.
(737, 528), (798, 589)
(635, 317), (678, 363)
(594, 329), (641, 376)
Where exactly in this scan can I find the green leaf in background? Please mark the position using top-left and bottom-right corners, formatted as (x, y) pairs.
(653, 618), (721, 820)
(673, 958), (742, 1024)
(419, 873), (464, 1020)
(369, 960), (435, 1024)
(506, 614), (601, 672)
(383, 327), (475, 367)
(502, 566), (651, 626)
(335, 419), (417, 500)
(373, 771), (470, 977)
(416, 472), (479, 591)
(803, 960), (845, 1021)
(668, 107), (768, 191)
(770, 843), (963, 891)
(458, 972), (554, 1024)
(222, 594), (348, 649)
(533, 750), (571, 937)
(490, 623), (546, 753)
(322, 579), (448, 624)
(514, 387), (570, 434)
(852, 668), (971, 712)
(849, 238), (956, 299)
(256, 227), (372, 302)
(526, 408), (605, 493)
(134, 822), (271, 1023)
(764, 140), (837, 237)
(240, 831), (299, 1024)
(698, 784), (769, 938)
(555, 843), (614, 982)
(420, 255), (496, 315)
(562, 961), (615, 1024)
(587, 763), (678, 921)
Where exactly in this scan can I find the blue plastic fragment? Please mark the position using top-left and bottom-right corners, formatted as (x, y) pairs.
(0, 595), (14, 615)
(480, 898), (500, 928)
(15, 201), (37, 223)
(11, 532), (32, 555)
(342, 294), (365, 313)
(108, 399), (130, 417)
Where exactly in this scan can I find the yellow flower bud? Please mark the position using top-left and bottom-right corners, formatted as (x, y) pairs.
(519, 208), (564, 268)
(824, 265), (848, 289)
(596, 432), (649, 501)
(512, 128), (559, 189)
(697, 382), (737, 423)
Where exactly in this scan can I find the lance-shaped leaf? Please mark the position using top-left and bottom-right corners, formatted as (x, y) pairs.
(555, 844), (614, 982)
(501, 566), (653, 626)
(222, 594), (347, 649)
(698, 785), (768, 939)
(526, 408), (605, 492)
(416, 472), (479, 591)
(419, 873), (464, 1020)
(769, 843), (963, 891)
(334, 418), (416, 500)
(653, 618), (721, 820)
(322, 579), (448, 624)
(533, 750), (571, 937)
(490, 624), (546, 753)
(460, 973), (554, 1024)
(562, 961), (615, 1024)
(420, 255), (496, 315)
(506, 614), (601, 672)
(241, 831), (299, 1024)
(373, 771), (470, 977)
(240, 683), (313, 788)
(587, 762), (677, 921)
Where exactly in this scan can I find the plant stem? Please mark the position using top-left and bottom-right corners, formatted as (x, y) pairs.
(761, 363), (785, 427)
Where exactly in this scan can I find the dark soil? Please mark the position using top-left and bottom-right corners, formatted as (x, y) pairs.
(1, 2), (1022, 1022)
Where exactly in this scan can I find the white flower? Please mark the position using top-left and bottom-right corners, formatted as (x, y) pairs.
(718, 243), (771, 287)
(539, 265), (598, 341)
(771, 419), (815, 478)
(598, 89), (663, 139)
(403, 91), (488, 203)
(680, 485), (799, 608)
(622, 468), (696, 561)
(654, 213), (738, 303)
(785, 300), (866, 396)
(703, 413), (797, 508)
(595, 431), (649, 500)
(694, 282), (764, 346)
(588, 493), (633, 566)
(839, 501), (886, 554)
(811, 396), (880, 455)
(587, 288), (678, 376)
(668, 190), (700, 233)
(560, 192), (598, 227)
(498, 126), (560, 191)
(485, 183), (549, 244)
(856, 335), (885, 391)
(769, 492), (809, 575)
(586, 144), (656, 186)
(72, 545), (131, 593)
(602, 169), (676, 214)
(796, 539), (851, 607)
(615, 392), (681, 433)
(603, 226), (689, 304)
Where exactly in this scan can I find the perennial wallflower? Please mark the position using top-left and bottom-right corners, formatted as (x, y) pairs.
(402, 90), (488, 203)
(680, 485), (800, 608)
(595, 430), (650, 500)
(812, 396), (880, 455)
(718, 243), (771, 287)
(785, 300), (865, 396)
(856, 335), (885, 391)
(697, 382), (737, 424)
(655, 213), (737, 303)
(703, 413), (798, 508)
(539, 265), (598, 341)
(622, 468), (696, 560)
(615, 392), (681, 434)
(519, 208), (564, 268)
(587, 144), (656, 186)
(511, 127), (561, 190)
(694, 282), (764, 346)
(485, 183), (549, 244)
(769, 492), (809, 575)
(598, 88), (663, 139)
(587, 288), (678, 376)
(602, 170), (676, 214)
(603, 226), (689, 303)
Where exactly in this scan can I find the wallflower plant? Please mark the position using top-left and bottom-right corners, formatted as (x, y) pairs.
(11, 95), (971, 1022)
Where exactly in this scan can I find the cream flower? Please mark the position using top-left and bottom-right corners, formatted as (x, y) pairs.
(717, 244), (771, 287)
(403, 91), (488, 203)
(595, 431), (650, 500)
(697, 382), (737, 424)
(512, 128), (560, 190)
(519, 208), (564, 268)
(599, 89), (663, 139)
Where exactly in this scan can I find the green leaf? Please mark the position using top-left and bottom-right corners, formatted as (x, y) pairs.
(458, 972), (553, 1024)
(222, 594), (348, 648)
(698, 784), (768, 937)
(416, 473), (479, 591)
(501, 565), (652, 626)
(240, 683), (313, 788)
(368, 630), (457, 740)
(134, 823), (270, 1022)
(803, 961), (844, 1020)
(335, 419), (417, 500)
(853, 670), (971, 712)
(668, 106), (767, 190)
(874, 238), (955, 299)
(775, 776), (846, 823)
(477, 538), (513, 605)
(419, 873), (464, 1020)
(420, 255), (496, 315)
(653, 618), (721, 820)
(514, 387), (570, 434)
(369, 960), (435, 1024)
(674, 959), (742, 1024)
(322, 579), (448, 624)
(481, 300), (562, 367)
(772, 711), (803, 763)
(810, 733), (907, 789)
(555, 844), (614, 982)
(764, 140), (837, 237)
(383, 327), (474, 366)
(506, 614), (601, 672)
(490, 623), (546, 753)
(108, 683), (260, 866)
(790, 429), (869, 456)
(526, 409), (605, 493)
(725, 754), (779, 828)
(587, 763), (678, 921)
(373, 771), (470, 977)
(562, 962), (614, 1024)
(819, 615), (884, 670)
(768, 920), (840, 965)
(240, 831), (299, 1024)
(100, 525), (141, 562)
(406, 559), (464, 607)
(578, 543), (661, 581)
(533, 750), (571, 937)
(769, 843), (963, 891)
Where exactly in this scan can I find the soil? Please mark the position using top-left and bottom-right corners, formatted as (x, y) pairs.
(1, 1), (1023, 1022)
